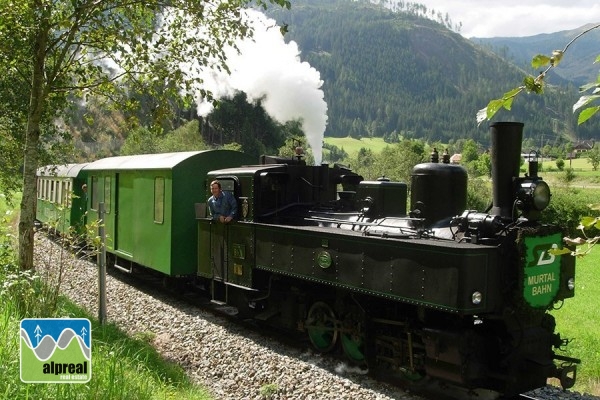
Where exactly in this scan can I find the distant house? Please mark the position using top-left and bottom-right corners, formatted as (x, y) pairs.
(521, 153), (542, 162)
(450, 153), (462, 164)
(573, 140), (595, 153)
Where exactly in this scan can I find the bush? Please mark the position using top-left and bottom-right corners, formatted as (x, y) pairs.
(466, 178), (492, 211)
(541, 187), (598, 237)
(0, 211), (71, 319)
(561, 168), (576, 184)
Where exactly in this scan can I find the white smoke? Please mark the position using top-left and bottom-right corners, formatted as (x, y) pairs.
(195, 9), (327, 165)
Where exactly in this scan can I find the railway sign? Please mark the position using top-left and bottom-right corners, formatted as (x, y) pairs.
(522, 232), (562, 308)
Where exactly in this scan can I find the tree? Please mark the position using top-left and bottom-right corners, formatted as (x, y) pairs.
(460, 139), (479, 164)
(0, 0), (290, 270)
(588, 143), (600, 171)
(373, 140), (424, 183)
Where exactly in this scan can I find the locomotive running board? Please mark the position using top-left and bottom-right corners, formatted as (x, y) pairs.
(224, 281), (259, 291)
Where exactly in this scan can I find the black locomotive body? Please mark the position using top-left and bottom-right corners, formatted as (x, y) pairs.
(196, 122), (578, 396)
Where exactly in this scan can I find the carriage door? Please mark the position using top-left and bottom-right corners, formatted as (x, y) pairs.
(115, 173), (134, 256)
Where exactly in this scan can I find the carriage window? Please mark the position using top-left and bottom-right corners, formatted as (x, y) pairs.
(91, 176), (99, 210)
(65, 181), (72, 207)
(57, 181), (63, 205)
(104, 176), (111, 213)
(154, 177), (165, 224)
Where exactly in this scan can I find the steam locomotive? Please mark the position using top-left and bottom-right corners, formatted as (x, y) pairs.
(36, 122), (579, 397)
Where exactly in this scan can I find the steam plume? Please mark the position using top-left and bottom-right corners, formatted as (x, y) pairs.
(195, 9), (327, 165)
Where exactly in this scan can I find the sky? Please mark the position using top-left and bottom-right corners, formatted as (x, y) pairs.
(415, 1), (600, 38)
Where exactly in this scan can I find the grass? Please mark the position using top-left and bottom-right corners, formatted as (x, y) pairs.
(0, 300), (212, 400)
(324, 136), (389, 156)
(553, 249), (600, 396)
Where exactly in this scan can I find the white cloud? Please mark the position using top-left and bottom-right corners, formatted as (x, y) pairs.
(415, 1), (600, 37)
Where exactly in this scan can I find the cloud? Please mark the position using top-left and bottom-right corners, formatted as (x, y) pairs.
(412, 1), (600, 37)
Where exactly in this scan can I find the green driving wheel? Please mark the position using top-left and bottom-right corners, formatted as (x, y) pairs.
(341, 331), (365, 363)
(306, 301), (338, 352)
(340, 311), (366, 364)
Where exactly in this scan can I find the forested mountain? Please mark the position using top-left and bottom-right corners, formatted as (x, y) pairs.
(266, 0), (600, 145)
(472, 23), (600, 87)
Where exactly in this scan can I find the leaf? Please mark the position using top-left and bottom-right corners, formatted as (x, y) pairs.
(580, 216), (599, 228)
(564, 237), (587, 246)
(503, 86), (522, 100)
(572, 95), (599, 112)
(476, 107), (488, 126)
(531, 54), (551, 69)
(487, 99), (505, 118)
(501, 96), (514, 110)
(523, 75), (543, 94)
(577, 106), (600, 125)
(551, 50), (564, 66)
(588, 203), (600, 211)
(579, 82), (598, 93)
(548, 246), (572, 256)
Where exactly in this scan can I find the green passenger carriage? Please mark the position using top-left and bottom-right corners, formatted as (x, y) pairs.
(84, 150), (254, 276)
(36, 163), (89, 236)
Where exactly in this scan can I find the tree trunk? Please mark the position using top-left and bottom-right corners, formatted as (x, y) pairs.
(18, 10), (49, 270)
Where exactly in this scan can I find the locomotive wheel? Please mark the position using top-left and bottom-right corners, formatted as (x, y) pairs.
(341, 333), (365, 364)
(306, 301), (338, 352)
(341, 317), (366, 364)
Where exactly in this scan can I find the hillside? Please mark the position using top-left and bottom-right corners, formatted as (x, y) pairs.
(267, 0), (600, 144)
(472, 23), (600, 86)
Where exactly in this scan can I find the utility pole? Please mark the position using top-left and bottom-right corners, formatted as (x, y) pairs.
(98, 202), (107, 325)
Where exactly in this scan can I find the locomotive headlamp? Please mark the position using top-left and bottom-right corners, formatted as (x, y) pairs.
(517, 179), (551, 212)
(568, 277), (575, 291)
(471, 291), (483, 305)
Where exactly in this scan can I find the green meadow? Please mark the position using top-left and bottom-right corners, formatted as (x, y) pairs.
(553, 250), (600, 395)
(324, 136), (389, 156)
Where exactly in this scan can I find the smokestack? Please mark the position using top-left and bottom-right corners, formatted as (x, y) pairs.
(489, 122), (523, 218)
